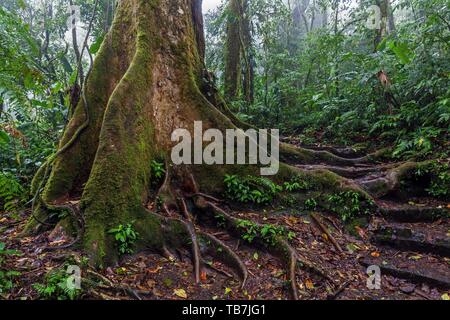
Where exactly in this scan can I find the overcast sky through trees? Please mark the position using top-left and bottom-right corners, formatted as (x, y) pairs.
(202, 0), (221, 13)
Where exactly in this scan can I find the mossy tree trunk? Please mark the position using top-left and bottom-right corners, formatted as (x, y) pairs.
(27, 0), (374, 276)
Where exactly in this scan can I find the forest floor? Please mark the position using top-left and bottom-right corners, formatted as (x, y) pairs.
(0, 142), (449, 300)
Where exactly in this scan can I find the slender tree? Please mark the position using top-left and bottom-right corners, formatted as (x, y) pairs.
(224, 0), (242, 101)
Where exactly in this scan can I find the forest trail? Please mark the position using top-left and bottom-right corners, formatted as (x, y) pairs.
(1, 142), (448, 300)
(296, 144), (450, 292)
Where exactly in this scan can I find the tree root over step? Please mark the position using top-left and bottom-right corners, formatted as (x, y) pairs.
(360, 258), (450, 289)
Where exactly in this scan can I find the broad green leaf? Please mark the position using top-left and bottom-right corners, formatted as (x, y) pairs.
(388, 41), (412, 64)
(0, 130), (10, 145)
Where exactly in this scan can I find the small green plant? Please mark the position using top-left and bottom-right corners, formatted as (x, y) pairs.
(224, 174), (282, 204)
(0, 173), (25, 212)
(304, 198), (318, 210)
(33, 265), (81, 300)
(237, 220), (259, 243)
(237, 220), (287, 246)
(283, 176), (310, 192)
(215, 213), (226, 228)
(108, 223), (139, 255)
(150, 160), (166, 184)
(260, 224), (286, 246)
(287, 231), (296, 241)
(415, 161), (450, 198)
(0, 242), (21, 296)
(326, 191), (373, 222)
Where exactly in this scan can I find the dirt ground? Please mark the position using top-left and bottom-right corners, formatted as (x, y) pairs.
(1, 143), (448, 300)
(1, 206), (448, 300)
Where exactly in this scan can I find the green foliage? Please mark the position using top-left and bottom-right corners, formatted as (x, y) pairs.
(237, 220), (259, 243)
(415, 161), (450, 198)
(0, 172), (25, 212)
(206, 0), (449, 160)
(32, 265), (81, 300)
(283, 175), (311, 192)
(304, 198), (318, 210)
(237, 219), (287, 246)
(224, 174), (282, 204)
(150, 160), (166, 185)
(325, 191), (373, 222)
(0, 242), (21, 296)
(108, 223), (139, 255)
(0, 1), (116, 201)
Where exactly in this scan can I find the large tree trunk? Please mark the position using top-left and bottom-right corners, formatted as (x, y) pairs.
(27, 0), (371, 272)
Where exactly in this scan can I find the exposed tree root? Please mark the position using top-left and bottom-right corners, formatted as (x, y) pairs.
(360, 258), (450, 289)
(280, 143), (384, 167)
(357, 161), (421, 198)
(187, 199), (335, 299)
(85, 269), (146, 300)
(150, 209), (202, 284)
(326, 280), (351, 300)
(296, 163), (396, 179)
(44, 203), (84, 251)
(377, 201), (448, 222)
(199, 232), (248, 288)
(179, 198), (201, 284)
(372, 225), (450, 257)
(310, 212), (343, 254)
(299, 145), (366, 159)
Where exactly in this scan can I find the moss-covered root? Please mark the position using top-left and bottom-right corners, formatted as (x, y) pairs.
(359, 161), (427, 198)
(80, 206), (198, 268)
(280, 143), (374, 166)
(197, 200), (333, 300)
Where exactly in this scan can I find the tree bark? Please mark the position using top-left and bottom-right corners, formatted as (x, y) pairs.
(224, 0), (242, 102)
(240, 0), (254, 105)
(27, 0), (366, 267)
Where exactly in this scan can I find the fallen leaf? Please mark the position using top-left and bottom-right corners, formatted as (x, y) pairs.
(224, 287), (232, 295)
(200, 271), (207, 282)
(253, 252), (259, 260)
(286, 216), (298, 226)
(174, 288), (187, 299)
(147, 266), (162, 273)
(305, 279), (314, 290)
(371, 251), (381, 257)
(409, 255), (422, 261)
(146, 279), (156, 288)
(441, 293), (449, 300)
(322, 233), (329, 241)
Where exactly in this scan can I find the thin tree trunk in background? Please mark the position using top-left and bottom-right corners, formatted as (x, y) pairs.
(224, 0), (242, 103)
(309, 0), (316, 31)
(104, 0), (111, 33)
(69, 0), (83, 85)
(387, 0), (396, 33)
(374, 0), (394, 49)
(241, 0), (254, 106)
(321, 4), (328, 27)
(333, 0), (340, 96)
